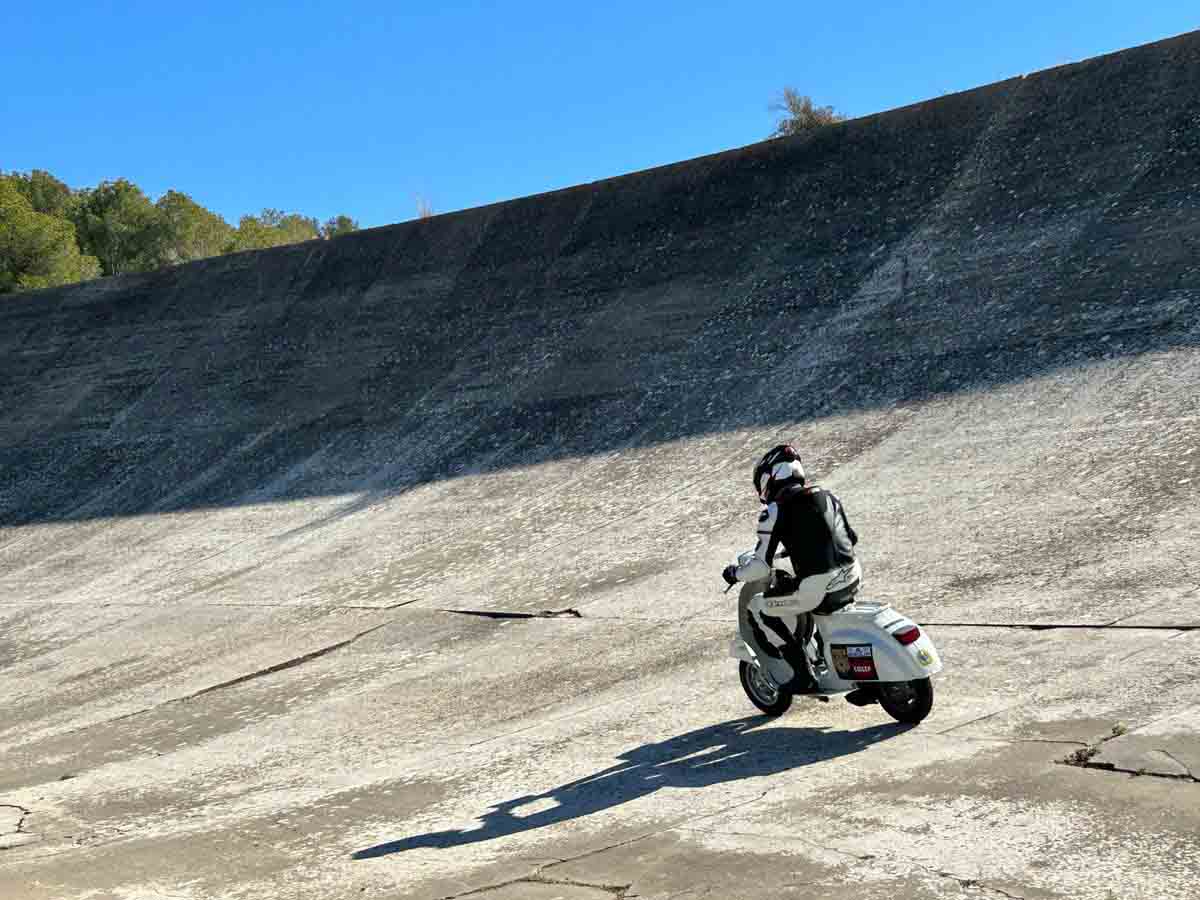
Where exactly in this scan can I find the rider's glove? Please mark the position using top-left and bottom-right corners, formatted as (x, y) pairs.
(721, 565), (738, 586)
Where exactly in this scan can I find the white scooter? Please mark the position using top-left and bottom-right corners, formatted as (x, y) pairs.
(730, 577), (943, 724)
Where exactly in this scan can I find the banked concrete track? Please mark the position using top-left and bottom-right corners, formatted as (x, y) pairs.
(3, 31), (1200, 900)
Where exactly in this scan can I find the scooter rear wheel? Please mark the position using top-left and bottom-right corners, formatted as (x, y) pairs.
(739, 661), (793, 716)
(877, 677), (934, 724)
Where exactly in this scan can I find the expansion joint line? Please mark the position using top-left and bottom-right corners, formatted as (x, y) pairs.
(918, 622), (1197, 632)
(433, 610), (1200, 633)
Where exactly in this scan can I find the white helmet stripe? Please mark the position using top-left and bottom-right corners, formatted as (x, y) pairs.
(771, 460), (805, 483)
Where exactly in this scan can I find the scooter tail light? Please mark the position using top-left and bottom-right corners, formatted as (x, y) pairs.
(894, 625), (922, 645)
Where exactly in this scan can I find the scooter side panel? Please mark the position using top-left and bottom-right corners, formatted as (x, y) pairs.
(821, 623), (942, 681)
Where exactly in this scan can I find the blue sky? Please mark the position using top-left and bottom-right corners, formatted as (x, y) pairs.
(4, 2), (1195, 229)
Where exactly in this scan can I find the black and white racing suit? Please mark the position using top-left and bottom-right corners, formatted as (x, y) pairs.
(731, 482), (861, 689)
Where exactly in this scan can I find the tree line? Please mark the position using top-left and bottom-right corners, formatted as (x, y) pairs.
(3, 90), (838, 295)
(0, 169), (359, 294)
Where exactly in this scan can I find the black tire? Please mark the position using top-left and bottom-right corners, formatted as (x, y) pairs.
(739, 661), (793, 716)
(877, 678), (934, 724)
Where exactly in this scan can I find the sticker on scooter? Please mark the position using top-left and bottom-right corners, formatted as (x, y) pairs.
(831, 644), (878, 680)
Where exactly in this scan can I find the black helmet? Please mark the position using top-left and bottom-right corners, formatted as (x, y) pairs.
(753, 443), (806, 501)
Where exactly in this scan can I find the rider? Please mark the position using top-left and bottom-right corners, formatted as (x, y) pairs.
(722, 444), (861, 692)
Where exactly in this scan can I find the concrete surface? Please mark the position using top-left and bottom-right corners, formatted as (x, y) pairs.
(3, 30), (1200, 900)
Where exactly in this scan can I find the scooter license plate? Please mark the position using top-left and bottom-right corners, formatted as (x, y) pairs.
(832, 644), (878, 680)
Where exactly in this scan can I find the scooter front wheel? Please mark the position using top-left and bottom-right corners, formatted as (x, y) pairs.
(877, 677), (934, 724)
(739, 661), (793, 716)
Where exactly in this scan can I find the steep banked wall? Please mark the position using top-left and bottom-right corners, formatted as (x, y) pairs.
(2, 31), (1199, 532)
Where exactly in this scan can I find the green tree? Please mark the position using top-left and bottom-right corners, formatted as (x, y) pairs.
(3, 169), (357, 277)
(321, 214), (359, 239)
(269, 209), (320, 244)
(226, 214), (273, 253)
(71, 179), (163, 276)
(155, 190), (233, 263)
(0, 180), (100, 293)
(227, 208), (320, 252)
(769, 88), (845, 138)
(7, 169), (76, 219)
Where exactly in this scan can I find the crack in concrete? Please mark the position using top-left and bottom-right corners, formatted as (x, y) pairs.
(913, 863), (1028, 900)
(937, 709), (1005, 735)
(1161, 749), (1197, 782)
(7, 603), (1195, 632)
(438, 872), (632, 900)
(183, 621), (390, 701)
(1076, 758), (1200, 783)
(443, 608), (584, 621)
(1061, 725), (1124, 768)
(0, 804), (30, 831)
(466, 784), (1041, 899)
(1103, 586), (1200, 628)
(0, 804), (32, 849)
(939, 862), (1025, 895)
(525, 872), (632, 898)
(55, 620), (393, 739)
(0, 600), (399, 610)
(433, 853), (637, 899)
(677, 823), (875, 863)
(1061, 727), (1200, 783)
(538, 830), (665, 877)
(434, 790), (778, 899)
(381, 596), (427, 611)
(1115, 628), (1190, 663)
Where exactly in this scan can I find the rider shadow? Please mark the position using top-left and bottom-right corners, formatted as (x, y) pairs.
(352, 714), (909, 859)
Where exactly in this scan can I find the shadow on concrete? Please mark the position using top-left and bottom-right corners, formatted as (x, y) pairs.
(351, 715), (908, 859)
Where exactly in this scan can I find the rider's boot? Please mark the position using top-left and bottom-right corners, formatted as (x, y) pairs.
(782, 668), (819, 694)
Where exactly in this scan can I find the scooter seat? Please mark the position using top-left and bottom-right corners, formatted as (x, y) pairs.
(812, 582), (858, 615)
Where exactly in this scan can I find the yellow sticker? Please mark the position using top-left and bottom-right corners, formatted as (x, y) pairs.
(916, 648), (934, 667)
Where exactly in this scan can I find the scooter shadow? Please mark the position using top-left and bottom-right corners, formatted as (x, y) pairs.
(352, 714), (910, 860)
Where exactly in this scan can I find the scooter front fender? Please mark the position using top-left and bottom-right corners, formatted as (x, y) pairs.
(729, 637), (757, 665)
